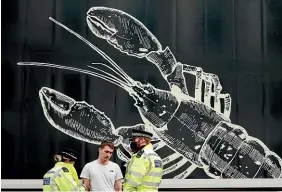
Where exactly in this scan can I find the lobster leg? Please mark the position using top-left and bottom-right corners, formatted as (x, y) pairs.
(147, 49), (231, 119)
(182, 64), (204, 100)
(146, 47), (188, 98)
(202, 72), (231, 118)
(182, 64), (232, 119)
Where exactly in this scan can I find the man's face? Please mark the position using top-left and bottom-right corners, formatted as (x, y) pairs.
(99, 145), (114, 161)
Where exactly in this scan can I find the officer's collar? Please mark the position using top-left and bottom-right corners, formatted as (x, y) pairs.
(55, 161), (71, 167)
(143, 143), (153, 150)
(134, 143), (153, 154)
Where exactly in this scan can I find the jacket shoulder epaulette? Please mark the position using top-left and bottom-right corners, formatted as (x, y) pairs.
(136, 149), (144, 158)
(61, 167), (69, 172)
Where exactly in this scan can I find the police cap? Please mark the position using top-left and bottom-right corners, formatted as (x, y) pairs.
(132, 129), (153, 139)
(58, 148), (77, 161)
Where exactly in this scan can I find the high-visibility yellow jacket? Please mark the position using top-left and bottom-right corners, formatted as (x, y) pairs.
(123, 143), (163, 192)
(43, 162), (86, 191)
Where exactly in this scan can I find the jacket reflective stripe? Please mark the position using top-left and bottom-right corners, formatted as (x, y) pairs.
(127, 170), (143, 178)
(128, 170), (162, 177)
(142, 181), (160, 187)
(125, 179), (159, 188)
(45, 169), (62, 178)
(46, 171), (56, 174)
(146, 172), (162, 177)
(124, 178), (138, 187)
(50, 170), (60, 191)
(50, 179), (57, 191)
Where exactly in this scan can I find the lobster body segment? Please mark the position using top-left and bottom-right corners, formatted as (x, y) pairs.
(132, 84), (180, 128)
(134, 86), (231, 166)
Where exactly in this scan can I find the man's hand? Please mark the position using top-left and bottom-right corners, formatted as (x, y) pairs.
(82, 178), (90, 192)
(114, 179), (122, 192)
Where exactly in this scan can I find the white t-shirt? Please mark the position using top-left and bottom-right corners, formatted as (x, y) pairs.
(80, 160), (123, 191)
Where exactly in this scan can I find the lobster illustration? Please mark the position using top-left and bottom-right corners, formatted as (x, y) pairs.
(17, 7), (282, 179)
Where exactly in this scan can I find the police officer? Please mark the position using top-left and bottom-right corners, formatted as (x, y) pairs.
(43, 148), (87, 191)
(123, 129), (163, 192)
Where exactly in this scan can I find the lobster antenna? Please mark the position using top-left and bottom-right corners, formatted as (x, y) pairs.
(87, 64), (131, 86)
(48, 17), (135, 85)
(89, 63), (132, 85)
(17, 62), (132, 92)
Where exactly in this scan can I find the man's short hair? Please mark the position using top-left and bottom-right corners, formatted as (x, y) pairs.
(100, 140), (114, 150)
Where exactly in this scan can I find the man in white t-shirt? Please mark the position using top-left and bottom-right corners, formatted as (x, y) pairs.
(80, 141), (123, 192)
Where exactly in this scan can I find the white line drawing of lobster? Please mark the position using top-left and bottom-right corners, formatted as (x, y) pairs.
(17, 6), (282, 179)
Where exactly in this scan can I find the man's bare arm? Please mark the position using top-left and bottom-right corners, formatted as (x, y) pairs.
(114, 179), (122, 192)
(81, 178), (90, 192)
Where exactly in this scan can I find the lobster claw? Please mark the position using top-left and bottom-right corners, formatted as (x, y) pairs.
(39, 87), (122, 146)
(86, 7), (162, 58)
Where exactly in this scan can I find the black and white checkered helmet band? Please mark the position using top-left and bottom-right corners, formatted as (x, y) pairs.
(132, 132), (152, 138)
(61, 151), (77, 160)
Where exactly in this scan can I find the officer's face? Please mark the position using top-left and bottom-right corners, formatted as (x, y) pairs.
(99, 145), (114, 161)
(132, 137), (145, 147)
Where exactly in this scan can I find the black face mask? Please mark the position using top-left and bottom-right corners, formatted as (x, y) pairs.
(130, 141), (139, 153)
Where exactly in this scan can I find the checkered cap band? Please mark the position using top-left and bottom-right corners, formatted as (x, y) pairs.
(61, 151), (77, 160)
(132, 132), (152, 138)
